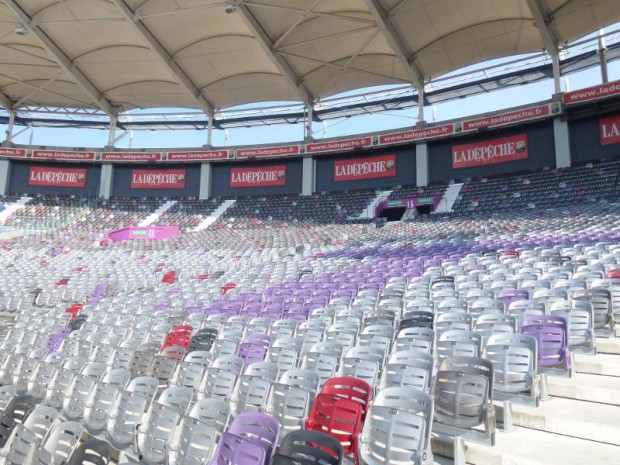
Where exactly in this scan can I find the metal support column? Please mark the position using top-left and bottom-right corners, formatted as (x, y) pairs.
(305, 104), (314, 140)
(552, 53), (561, 95)
(5, 111), (15, 143)
(107, 116), (117, 148)
(207, 115), (214, 147)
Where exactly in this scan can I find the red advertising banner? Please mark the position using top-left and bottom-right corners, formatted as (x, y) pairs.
(0, 148), (26, 158)
(461, 104), (552, 132)
(102, 152), (162, 162)
(334, 154), (396, 182)
(236, 146), (299, 159)
(230, 165), (286, 187)
(167, 150), (229, 161)
(563, 80), (620, 104)
(32, 150), (95, 161)
(452, 134), (528, 169)
(131, 169), (186, 189)
(600, 114), (620, 146)
(28, 166), (87, 187)
(379, 125), (454, 145)
(306, 137), (372, 154)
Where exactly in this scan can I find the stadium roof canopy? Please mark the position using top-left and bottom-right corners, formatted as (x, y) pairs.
(0, 0), (619, 117)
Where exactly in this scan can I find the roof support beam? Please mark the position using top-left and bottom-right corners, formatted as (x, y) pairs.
(526, 0), (559, 54)
(0, 92), (12, 111)
(3, 0), (116, 115)
(236, 2), (314, 105)
(109, 0), (215, 117)
(362, 0), (424, 89)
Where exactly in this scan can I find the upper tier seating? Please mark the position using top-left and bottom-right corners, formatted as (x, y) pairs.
(452, 160), (620, 215)
(214, 190), (378, 227)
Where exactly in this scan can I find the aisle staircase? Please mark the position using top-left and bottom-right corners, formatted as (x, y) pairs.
(438, 338), (620, 464)
(434, 183), (463, 213)
(194, 199), (236, 231)
(139, 200), (177, 227)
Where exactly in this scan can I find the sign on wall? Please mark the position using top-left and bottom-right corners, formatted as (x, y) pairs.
(0, 148), (26, 158)
(32, 150), (95, 161)
(131, 169), (186, 189)
(564, 80), (620, 105)
(230, 166), (287, 187)
(600, 114), (620, 146)
(28, 166), (87, 187)
(451, 134), (528, 169)
(334, 154), (396, 182)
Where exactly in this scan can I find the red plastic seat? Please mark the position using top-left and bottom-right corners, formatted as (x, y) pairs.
(221, 283), (237, 294)
(305, 393), (363, 458)
(161, 271), (176, 284)
(321, 377), (372, 420)
(64, 303), (84, 320)
(607, 269), (620, 279)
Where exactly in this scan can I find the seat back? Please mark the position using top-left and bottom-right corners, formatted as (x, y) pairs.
(273, 430), (344, 465)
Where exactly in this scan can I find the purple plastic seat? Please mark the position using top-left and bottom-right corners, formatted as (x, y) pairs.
(209, 413), (280, 465)
(521, 315), (572, 373)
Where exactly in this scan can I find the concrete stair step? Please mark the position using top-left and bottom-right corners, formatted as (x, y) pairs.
(510, 397), (620, 445)
(575, 353), (620, 376)
(463, 427), (620, 465)
(546, 372), (620, 405)
(597, 337), (620, 354)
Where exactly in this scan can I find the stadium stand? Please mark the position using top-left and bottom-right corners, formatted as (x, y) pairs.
(0, 158), (617, 464)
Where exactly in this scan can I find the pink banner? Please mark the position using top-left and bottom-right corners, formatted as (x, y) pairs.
(452, 134), (528, 169)
(334, 154), (396, 182)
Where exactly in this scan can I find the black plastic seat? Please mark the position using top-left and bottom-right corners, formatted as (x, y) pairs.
(271, 429), (344, 465)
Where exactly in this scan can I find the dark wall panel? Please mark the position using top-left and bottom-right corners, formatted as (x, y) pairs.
(211, 159), (303, 197)
(112, 164), (201, 197)
(314, 147), (416, 192)
(9, 162), (101, 196)
(429, 122), (556, 183)
(570, 115), (620, 163)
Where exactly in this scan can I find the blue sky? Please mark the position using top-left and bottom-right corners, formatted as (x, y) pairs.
(2, 58), (619, 150)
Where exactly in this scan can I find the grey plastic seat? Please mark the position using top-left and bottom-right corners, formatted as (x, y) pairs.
(379, 350), (434, 392)
(106, 376), (159, 449)
(170, 361), (206, 390)
(32, 421), (84, 465)
(394, 327), (434, 353)
(44, 357), (86, 408)
(0, 405), (58, 465)
(358, 387), (434, 465)
(550, 301), (596, 352)
(483, 333), (539, 398)
(136, 402), (184, 464)
(432, 356), (496, 465)
(147, 355), (179, 389)
(267, 337), (303, 373)
(166, 416), (218, 465)
(474, 314), (517, 345)
(338, 345), (384, 387)
(183, 398), (231, 434)
(436, 330), (482, 361)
